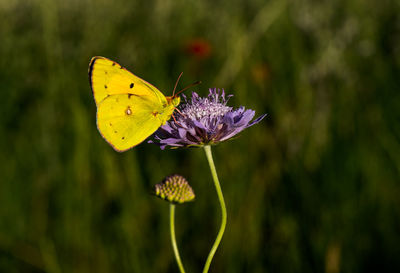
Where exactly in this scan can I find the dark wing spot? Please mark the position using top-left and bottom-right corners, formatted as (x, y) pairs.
(105, 71), (108, 74)
(109, 123), (112, 126)
(152, 111), (159, 117)
(122, 137), (125, 140)
(114, 131), (117, 133)
(130, 83), (134, 88)
(112, 62), (115, 66)
(104, 85), (107, 89)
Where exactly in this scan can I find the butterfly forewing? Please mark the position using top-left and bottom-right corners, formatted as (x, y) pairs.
(89, 56), (167, 106)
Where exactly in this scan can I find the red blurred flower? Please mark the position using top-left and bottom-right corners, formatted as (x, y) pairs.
(184, 38), (212, 59)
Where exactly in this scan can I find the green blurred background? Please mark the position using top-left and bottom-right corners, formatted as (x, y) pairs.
(1, 0), (400, 272)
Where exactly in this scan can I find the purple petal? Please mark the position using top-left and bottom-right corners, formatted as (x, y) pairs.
(178, 128), (187, 139)
(160, 138), (183, 145)
(218, 127), (246, 141)
(159, 143), (183, 149)
(247, 113), (267, 127)
(222, 113), (235, 126)
(235, 109), (255, 126)
(186, 126), (197, 136)
(160, 124), (175, 134)
(193, 120), (207, 130)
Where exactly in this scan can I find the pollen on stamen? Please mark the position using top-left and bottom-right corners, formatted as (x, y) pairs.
(182, 100), (231, 120)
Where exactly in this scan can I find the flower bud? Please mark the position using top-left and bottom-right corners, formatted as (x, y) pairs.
(154, 175), (195, 204)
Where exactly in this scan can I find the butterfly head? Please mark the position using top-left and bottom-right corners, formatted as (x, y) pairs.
(167, 95), (181, 107)
(172, 96), (181, 107)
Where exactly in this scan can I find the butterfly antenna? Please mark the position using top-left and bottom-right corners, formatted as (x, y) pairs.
(175, 81), (202, 97)
(172, 72), (184, 96)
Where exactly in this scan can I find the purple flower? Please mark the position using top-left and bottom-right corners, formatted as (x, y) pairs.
(150, 88), (266, 149)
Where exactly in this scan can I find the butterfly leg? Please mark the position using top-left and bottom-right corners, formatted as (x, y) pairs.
(174, 107), (186, 118)
(172, 113), (185, 128)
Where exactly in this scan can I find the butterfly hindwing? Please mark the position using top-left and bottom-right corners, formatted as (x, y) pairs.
(96, 94), (164, 152)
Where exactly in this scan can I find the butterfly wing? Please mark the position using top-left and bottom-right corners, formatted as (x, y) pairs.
(88, 56), (174, 151)
(97, 94), (171, 152)
(89, 56), (167, 105)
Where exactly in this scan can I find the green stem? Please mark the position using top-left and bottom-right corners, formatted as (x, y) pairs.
(202, 145), (227, 273)
(170, 204), (186, 273)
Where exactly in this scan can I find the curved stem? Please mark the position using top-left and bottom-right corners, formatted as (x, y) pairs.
(202, 145), (227, 273)
(170, 204), (186, 273)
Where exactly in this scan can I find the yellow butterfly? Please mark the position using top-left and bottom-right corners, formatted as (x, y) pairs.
(88, 56), (195, 152)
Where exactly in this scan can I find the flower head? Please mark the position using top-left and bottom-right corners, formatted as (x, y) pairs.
(150, 88), (266, 149)
(154, 175), (195, 204)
